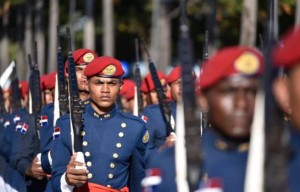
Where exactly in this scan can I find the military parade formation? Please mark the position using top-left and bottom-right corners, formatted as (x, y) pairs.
(1, 1), (300, 192)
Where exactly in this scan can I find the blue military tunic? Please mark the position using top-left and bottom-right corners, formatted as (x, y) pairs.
(40, 103), (54, 174)
(51, 104), (148, 192)
(145, 129), (248, 192)
(287, 123), (300, 192)
(141, 102), (176, 166)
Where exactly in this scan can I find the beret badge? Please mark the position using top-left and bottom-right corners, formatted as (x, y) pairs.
(102, 64), (117, 76)
(234, 52), (259, 75)
(83, 53), (95, 63)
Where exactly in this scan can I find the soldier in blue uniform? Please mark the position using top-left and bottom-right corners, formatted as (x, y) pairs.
(40, 49), (97, 177)
(142, 66), (188, 166)
(272, 25), (300, 192)
(143, 46), (264, 192)
(51, 56), (148, 192)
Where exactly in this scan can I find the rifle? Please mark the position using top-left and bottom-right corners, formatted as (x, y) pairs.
(133, 38), (143, 116)
(176, 0), (201, 190)
(66, 27), (84, 153)
(263, 0), (289, 192)
(11, 63), (22, 113)
(200, 30), (209, 133)
(57, 26), (69, 116)
(141, 39), (174, 136)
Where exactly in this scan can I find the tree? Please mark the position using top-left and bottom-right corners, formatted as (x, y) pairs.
(47, 0), (59, 73)
(0, 0), (10, 74)
(103, 0), (114, 56)
(84, 0), (95, 50)
(239, 0), (258, 46)
(34, 0), (45, 73)
(150, 1), (171, 72)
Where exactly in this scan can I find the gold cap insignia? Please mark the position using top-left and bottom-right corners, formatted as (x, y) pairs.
(160, 79), (166, 86)
(102, 64), (116, 76)
(142, 130), (149, 143)
(234, 52), (259, 75)
(83, 53), (95, 63)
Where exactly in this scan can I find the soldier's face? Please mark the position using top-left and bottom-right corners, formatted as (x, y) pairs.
(204, 76), (259, 141)
(75, 65), (88, 92)
(170, 78), (182, 102)
(88, 76), (122, 111)
(285, 64), (300, 130)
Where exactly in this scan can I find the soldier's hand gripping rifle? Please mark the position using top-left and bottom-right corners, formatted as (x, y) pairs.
(141, 39), (174, 136)
(66, 28), (85, 162)
(11, 63), (22, 113)
(57, 26), (69, 116)
(133, 38), (143, 116)
(176, 0), (201, 191)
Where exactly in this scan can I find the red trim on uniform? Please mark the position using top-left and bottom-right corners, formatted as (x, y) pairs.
(74, 182), (129, 192)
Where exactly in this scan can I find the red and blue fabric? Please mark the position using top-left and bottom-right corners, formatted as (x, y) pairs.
(196, 178), (223, 192)
(141, 115), (148, 123)
(40, 115), (48, 127)
(13, 115), (21, 123)
(141, 168), (162, 192)
(53, 127), (60, 140)
(15, 122), (23, 132)
(20, 123), (28, 135)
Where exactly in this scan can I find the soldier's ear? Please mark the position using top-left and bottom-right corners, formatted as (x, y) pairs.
(273, 77), (291, 116)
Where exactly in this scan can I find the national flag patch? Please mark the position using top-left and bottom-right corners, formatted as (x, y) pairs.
(40, 115), (48, 127)
(53, 127), (60, 140)
(13, 115), (21, 123)
(195, 178), (223, 192)
(3, 121), (10, 128)
(20, 123), (29, 135)
(15, 122), (23, 132)
(141, 168), (162, 190)
(141, 115), (148, 123)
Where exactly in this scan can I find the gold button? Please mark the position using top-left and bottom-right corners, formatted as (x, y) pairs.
(87, 161), (92, 167)
(81, 131), (86, 136)
(116, 143), (122, 148)
(83, 141), (88, 146)
(108, 173), (114, 179)
(119, 132), (124, 137)
(88, 173), (93, 179)
(107, 185), (111, 188)
(85, 152), (90, 157)
(113, 153), (118, 158)
(110, 163), (115, 168)
(121, 123), (126, 128)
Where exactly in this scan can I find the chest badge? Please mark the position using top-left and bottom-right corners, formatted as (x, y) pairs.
(143, 130), (149, 143)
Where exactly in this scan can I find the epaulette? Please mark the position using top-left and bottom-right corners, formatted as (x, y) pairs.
(120, 112), (145, 125)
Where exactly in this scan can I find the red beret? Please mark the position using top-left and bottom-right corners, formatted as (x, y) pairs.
(119, 79), (136, 96)
(198, 46), (263, 90)
(272, 26), (300, 68)
(167, 66), (196, 84)
(19, 81), (29, 99)
(44, 71), (57, 90)
(124, 86), (135, 100)
(65, 48), (97, 69)
(84, 56), (125, 78)
(40, 74), (48, 90)
(140, 71), (167, 93)
(167, 66), (181, 84)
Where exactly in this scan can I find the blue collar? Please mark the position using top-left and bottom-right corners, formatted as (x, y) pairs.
(87, 104), (118, 120)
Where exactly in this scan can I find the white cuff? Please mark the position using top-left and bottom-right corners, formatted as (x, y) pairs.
(48, 151), (53, 167)
(60, 172), (74, 192)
